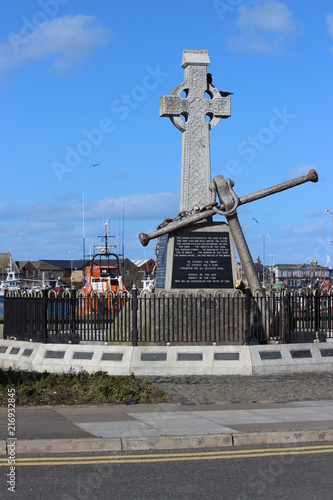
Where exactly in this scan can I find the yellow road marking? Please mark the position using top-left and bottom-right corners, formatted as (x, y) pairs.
(1, 444), (333, 467)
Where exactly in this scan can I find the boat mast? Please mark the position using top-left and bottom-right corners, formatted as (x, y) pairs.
(82, 192), (85, 261)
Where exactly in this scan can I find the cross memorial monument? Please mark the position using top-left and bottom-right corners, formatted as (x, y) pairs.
(153, 49), (236, 293)
(139, 49), (318, 296)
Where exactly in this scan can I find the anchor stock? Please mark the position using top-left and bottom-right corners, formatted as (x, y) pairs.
(139, 169), (318, 247)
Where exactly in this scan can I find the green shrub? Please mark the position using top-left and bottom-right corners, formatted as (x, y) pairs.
(0, 368), (171, 406)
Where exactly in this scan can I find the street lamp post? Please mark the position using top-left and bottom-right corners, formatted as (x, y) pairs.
(258, 234), (270, 288)
(269, 254), (276, 285)
(69, 250), (75, 287)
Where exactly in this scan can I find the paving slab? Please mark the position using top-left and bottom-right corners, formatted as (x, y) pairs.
(126, 411), (238, 436)
(0, 407), (93, 440)
(191, 409), (278, 425)
(76, 420), (163, 438)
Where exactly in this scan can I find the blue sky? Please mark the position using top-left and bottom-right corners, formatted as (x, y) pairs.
(0, 0), (332, 269)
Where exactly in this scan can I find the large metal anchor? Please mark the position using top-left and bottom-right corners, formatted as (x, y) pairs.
(211, 175), (262, 295)
(139, 169), (318, 295)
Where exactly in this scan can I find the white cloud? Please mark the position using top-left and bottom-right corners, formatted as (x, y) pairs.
(94, 193), (179, 220)
(327, 13), (333, 53)
(0, 14), (111, 79)
(0, 192), (180, 260)
(237, 1), (295, 33)
(0, 192), (179, 223)
(288, 164), (316, 179)
(327, 13), (333, 37)
(227, 1), (300, 55)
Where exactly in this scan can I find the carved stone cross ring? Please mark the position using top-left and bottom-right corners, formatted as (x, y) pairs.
(160, 49), (231, 212)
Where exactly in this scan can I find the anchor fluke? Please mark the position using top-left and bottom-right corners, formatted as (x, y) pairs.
(139, 233), (150, 247)
(307, 169), (318, 183)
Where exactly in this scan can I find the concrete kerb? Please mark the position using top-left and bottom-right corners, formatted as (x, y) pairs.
(0, 340), (40, 371)
(0, 440), (6, 455)
(31, 343), (133, 375)
(5, 438), (122, 455)
(250, 343), (333, 375)
(0, 339), (333, 375)
(2, 429), (333, 456)
(130, 345), (252, 376)
(0, 340), (133, 375)
(232, 428), (333, 447)
(121, 434), (233, 451)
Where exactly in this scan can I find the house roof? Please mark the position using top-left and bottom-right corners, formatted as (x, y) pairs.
(274, 263), (328, 270)
(131, 259), (155, 269)
(0, 252), (19, 274)
(16, 261), (29, 271)
(34, 261), (65, 272)
(132, 259), (149, 267)
(40, 259), (90, 270)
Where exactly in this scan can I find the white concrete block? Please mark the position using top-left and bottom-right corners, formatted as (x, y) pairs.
(0, 339), (332, 376)
(251, 343), (333, 375)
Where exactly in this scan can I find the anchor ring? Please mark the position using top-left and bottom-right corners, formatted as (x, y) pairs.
(212, 178), (239, 216)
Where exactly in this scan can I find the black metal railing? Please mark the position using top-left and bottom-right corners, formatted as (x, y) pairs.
(3, 289), (333, 345)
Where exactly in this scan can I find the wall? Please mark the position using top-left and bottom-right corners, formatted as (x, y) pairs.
(0, 340), (332, 376)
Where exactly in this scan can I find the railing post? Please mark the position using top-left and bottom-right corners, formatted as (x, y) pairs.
(314, 289), (320, 335)
(328, 292), (332, 339)
(131, 285), (138, 346)
(42, 289), (48, 343)
(71, 287), (77, 341)
(3, 289), (8, 338)
(245, 287), (252, 344)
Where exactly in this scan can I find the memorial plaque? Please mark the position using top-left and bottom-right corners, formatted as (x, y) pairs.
(214, 352), (239, 361)
(101, 352), (123, 361)
(320, 349), (333, 357)
(161, 221), (237, 292)
(171, 230), (233, 289)
(45, 350), (65, 359)
(155, 234), (168, 289)
(259, 351), (282, 360)
(22, 349), (33, 357)
(141, 352), (167, 361)
(178, 353), (203, 361)
(290, 350), (312, 359)
(73, 351), (94, 360)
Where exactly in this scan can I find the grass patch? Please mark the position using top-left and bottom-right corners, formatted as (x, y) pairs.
(0, 368), (172, 406)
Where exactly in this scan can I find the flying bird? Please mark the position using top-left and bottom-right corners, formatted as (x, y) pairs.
(90, 163), (100, 168)
(252, 217), (259, 223)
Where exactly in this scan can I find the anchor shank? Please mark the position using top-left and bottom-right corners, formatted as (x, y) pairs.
(239, 169), (318, 207)
(139, 169), (318, 247)
(226, 212), (262, 295)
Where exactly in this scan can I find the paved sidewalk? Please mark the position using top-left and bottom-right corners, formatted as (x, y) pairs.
(1, 373), (333, 455)
(147, 372), (333, 405)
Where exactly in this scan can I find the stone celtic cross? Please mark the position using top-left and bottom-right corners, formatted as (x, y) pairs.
(160, 49), (231, 212)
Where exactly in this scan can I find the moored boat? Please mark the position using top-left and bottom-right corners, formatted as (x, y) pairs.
(83, 220), (125, 294)
(0, 256), (21, 295)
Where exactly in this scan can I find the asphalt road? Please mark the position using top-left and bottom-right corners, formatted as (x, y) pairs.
(1, 444), (333, 500)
